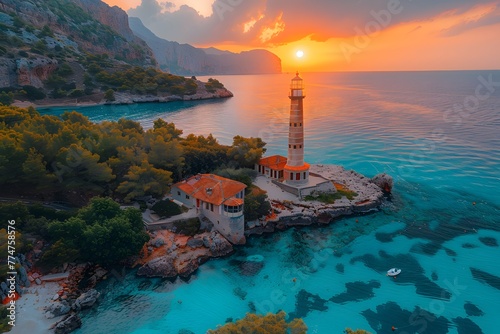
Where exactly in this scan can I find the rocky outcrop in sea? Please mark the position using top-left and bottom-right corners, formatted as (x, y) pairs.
(136, 230), (233, 278)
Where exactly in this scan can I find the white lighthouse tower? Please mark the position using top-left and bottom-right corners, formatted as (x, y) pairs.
(284, 72), (310, 184)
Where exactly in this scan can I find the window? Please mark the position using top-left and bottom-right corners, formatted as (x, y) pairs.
(185, 195), (190, 199)
(294, 123), (297, 127)
(293, 145), (296, 149)
(289, 144), (291, 148)
(205, 202), (209, 210)
(177, 191), (180, 196)
(291, 173), (294, 180)
(289, 122), (292, 126)
(299, 123), (302, 126)
(210, 203), (214, 212)
(299, 145), (302, 148)
(224, 205), (242, 213)
(297, 172), (301, 180)
(303, 172), (306, 179)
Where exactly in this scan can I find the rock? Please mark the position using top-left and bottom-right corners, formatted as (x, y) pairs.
(53, 294), (60, 301)
(35, 278), (42, 285)
(371, 173), (394, 193)
(18, 265), (30, 287)
(137, 256), (177, 278)
(203, 232), (233, 257)
(186, 237), (204, 248)
(54, 313), (82, 334)
(94, 267), (107, 280)
(152, 238), (165, 248)
(16, 57), (58, 87)
(73, 289), (100, 311)
(45, 301), (71, 319)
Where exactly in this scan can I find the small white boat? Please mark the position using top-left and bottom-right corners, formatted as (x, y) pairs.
(387, 268), (401, 277)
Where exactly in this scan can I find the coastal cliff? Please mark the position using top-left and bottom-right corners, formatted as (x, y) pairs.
(129, 17), (282, 75)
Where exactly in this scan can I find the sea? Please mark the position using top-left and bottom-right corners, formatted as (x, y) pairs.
(38, 71), (500, 334)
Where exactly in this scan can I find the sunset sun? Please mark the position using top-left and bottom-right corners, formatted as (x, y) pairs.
(296, 50), (304, 58)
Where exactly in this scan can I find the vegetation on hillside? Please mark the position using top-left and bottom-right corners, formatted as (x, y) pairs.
(207, 311), (307, 334)
(37, 197), (149, 268)
(0, 1), (228, 103)
(0, 105), (266, 205)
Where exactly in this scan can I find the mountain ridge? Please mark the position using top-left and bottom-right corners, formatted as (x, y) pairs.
(129, 17), (282, 76)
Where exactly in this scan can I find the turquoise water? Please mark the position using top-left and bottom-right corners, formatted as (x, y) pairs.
(38, 71), (500, 333)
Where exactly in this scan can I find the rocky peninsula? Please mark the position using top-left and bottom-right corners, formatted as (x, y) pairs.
(136, 164), (392, 278)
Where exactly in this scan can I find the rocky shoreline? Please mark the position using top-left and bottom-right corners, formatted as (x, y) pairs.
(247, 165), (393, 236)
(12, 87), (233, 109)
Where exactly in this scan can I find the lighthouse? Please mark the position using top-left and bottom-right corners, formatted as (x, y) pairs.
(284, 72), (310, 184)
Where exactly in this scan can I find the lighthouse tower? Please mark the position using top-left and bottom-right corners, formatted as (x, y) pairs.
(284, 72), (310, 185)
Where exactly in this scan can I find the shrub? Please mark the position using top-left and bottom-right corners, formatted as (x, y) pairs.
(151, 200), (183, 218)
(173, 217), (200, 236)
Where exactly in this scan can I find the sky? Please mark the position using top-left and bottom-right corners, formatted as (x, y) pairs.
(102, 0), (500, 72)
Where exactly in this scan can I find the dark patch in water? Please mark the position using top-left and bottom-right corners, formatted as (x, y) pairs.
(138, 280), (152, 291)
(240, 261), (264, 276)
(453, 317), (484, 334)
(335, 263), (345, 273)
(464, 301), (484, 316)
(178, 330), (195, 334)
(431, 272), (438, 281)
(362, 302), (450, 334)
(462, 243), (477, 249)
(410, 242), (442, 255)
(285, 229), (313, 267)
(248, 301), (256, 312)
(330, 280), (381, 304)
(479, 237), (498, 247)
(351, 251), (451, 300)
(444, 247), (457, 257)
(233, 287), (247, 300)
(289, 289), (328, 319)
(470, 267), (500, 290)
(375, 232), (393, 242)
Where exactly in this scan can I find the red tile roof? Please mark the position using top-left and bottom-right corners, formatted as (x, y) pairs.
(258, 155), (287, 170)
(174, 174), (246, 205)
(223, 197), (244, 206)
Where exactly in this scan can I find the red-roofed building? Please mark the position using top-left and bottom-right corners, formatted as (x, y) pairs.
(255, 154), (287, 180)
(171, 174), (247, 244)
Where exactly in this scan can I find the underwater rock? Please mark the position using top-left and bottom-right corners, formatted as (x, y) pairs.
(289, 289), (328, 319)
(453, 317), (484, 334)
(464, 301), (484, 316)
(478, 237), (498, 247)
(330, 280), (381, 304)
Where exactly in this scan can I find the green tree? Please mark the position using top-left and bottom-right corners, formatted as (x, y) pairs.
(228, 135), (267, 168)
(208, 311), (307, 334)
(104, 89), (115, 101)
(0, 91), (14, 105)
(244, 186), (271, 221)
(117, 161), (172, 202)
(44, 198), (148, 266)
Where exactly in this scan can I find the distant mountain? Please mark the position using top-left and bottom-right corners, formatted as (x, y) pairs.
(129, 17), (282, 76)
(0, 0), (234, 105)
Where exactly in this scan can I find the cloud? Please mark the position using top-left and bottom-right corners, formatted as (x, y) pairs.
(127, 0), (500, 46)
(439, 4), (500, 36)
